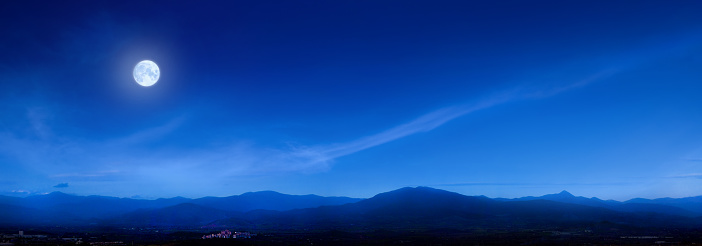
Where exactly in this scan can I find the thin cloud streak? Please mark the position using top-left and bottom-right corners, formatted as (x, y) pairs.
(669, 173), (702, 179)
(307, 70), (617, 164)
(320, 98), (510, 160)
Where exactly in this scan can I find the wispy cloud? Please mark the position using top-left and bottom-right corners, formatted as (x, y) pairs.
(53, 183), (69, 188)
(0, 110), (185, 180)
(669, 173), (702, 179)
(521, 69), (618, 99)
(294, 70), (617, 167)
(110, 116), (186, 147)
(0, 190), (49, 197)
(26, 107), (55, 140)
(317, 98), (508, 160)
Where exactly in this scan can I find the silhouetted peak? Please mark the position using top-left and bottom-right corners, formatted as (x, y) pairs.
(557, 190), (574, 197)
(535, 190), (578, 201)
(369, 187), (466, 201)
(355, 187), (498, 216)
(385, 186), (445, 194)
(240, 190), (285, 197)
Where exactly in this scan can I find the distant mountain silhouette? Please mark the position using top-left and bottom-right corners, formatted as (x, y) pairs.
(626, 196), (702, 215)
(190, 191), (361, 212)
(498, 190), (700, 217)
(0, 191), (360, 225)
(212, 187), (498, 230)
(213, 187), (701, 231)
(0, 187), (700, 231)
(19, 192), (188, 220)
(503, 190), (614, 207)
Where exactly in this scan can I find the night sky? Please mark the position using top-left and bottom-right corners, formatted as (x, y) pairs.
(1, 0), (702, 200)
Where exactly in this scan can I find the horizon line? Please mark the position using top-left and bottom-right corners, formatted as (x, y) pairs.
(6, 186), (700, 202)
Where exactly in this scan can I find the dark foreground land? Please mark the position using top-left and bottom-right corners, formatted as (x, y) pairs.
(3, 226), (702, 246)
(169, 230), (702, 246)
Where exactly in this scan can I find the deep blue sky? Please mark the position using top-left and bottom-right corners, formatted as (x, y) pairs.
(1, 0), (702, 200)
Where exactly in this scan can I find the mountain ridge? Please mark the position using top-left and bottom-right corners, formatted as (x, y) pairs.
(209, 187), (702, 231)
(14, 189), (702, 203)
(1, 187), (701, 229)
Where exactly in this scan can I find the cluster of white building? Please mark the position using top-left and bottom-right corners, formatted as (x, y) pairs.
(202, 230), (253, 239)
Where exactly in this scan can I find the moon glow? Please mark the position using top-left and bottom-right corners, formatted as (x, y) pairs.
(133, 60), (160, 87)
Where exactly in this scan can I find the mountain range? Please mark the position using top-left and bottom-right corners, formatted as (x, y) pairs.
(0, 190), (360, 225)
(1, 187), (701, 231)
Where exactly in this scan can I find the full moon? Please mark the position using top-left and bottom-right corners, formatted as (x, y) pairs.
(133, 60), (160, 87)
